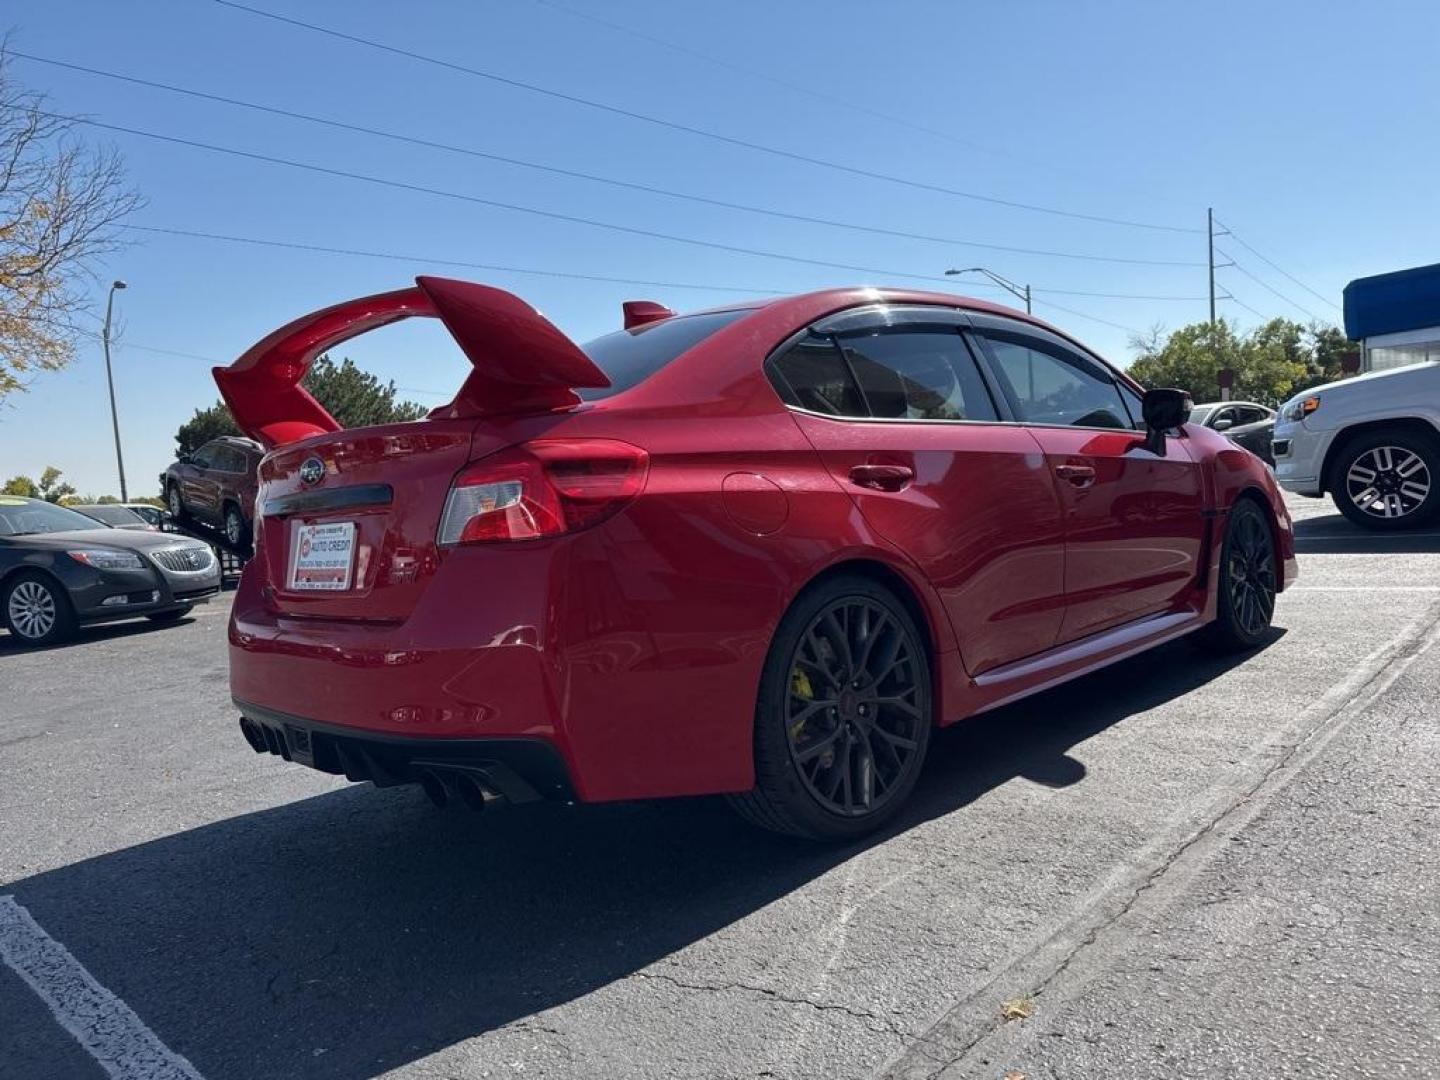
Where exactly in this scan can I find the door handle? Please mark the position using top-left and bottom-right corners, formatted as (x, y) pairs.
(848, 464), (914, 492)
(1054, 463), (1096, 487)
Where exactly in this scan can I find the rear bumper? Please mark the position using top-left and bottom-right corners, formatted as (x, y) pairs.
(236, 699), (576, 802)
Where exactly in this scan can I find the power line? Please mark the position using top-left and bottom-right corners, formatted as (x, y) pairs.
(529, 0), (1084, 180)
(1213, 216), (1338, 312)
(9, 51), (1205, 269)
(209, 0), (1201, 235)
(123, 225), (788, 295)
(1222, 293), (1266, 320)
(1031, 299), (1142, 336)
(1216, 250), (1322, 321)
(124, 222), (1152, 335)
(33, 108), (1204, 303)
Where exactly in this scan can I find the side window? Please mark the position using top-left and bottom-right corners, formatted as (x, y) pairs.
(978, 331), (1130, 430)
(769, 335), (865, 417)
(1236, 405), (1268, 425)
(1117, 380), (1146, 431)
(192, 446), (214, 470)
(1210, 407), (1235, 429)
(834, 330), (998, 421)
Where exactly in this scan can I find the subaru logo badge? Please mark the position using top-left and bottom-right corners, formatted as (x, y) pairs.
(298, 457), (325, 486)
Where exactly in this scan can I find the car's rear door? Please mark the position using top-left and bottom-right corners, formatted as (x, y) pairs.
(968, 315), (1206, 643)
(773, 306), (1066, 675)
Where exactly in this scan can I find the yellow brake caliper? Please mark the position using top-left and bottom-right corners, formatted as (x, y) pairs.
(790, 667), (815, 739)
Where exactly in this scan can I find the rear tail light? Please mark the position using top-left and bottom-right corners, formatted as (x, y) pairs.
(438, 439), (649, 545)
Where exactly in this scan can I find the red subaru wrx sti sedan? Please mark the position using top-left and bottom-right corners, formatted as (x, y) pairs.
(219, 277), (1296, 840)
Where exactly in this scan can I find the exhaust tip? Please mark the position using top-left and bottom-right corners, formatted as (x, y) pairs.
(239, 718), (266, 753)
(417, 770), (449, 809)
(452, 772), (488, 813)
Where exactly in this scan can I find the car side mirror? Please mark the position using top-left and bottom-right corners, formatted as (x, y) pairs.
(1212, 417), (1233, 431)
(1141, 388), (1193, 456)
(177, 453), (192, 464)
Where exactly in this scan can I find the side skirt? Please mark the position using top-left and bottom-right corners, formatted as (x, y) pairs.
(955, 609), (1206, 720)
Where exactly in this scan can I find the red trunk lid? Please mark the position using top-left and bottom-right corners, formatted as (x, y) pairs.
(217, 277), (611, 621)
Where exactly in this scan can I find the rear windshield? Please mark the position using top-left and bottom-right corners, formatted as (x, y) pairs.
(579, 309), (754, 399)
(77, 505), (143, 526)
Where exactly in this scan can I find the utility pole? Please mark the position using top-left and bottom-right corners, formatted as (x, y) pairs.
(102, 279), (129, 502)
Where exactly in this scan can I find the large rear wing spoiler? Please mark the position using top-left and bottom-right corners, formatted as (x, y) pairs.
(213, 276), (610, 449)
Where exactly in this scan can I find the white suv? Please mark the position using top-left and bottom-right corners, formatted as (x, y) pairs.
(1273, 360), (1440, 529)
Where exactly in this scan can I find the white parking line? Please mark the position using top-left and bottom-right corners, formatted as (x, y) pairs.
(1290, 586), (1440, 592)
(0, 896), (204, 1080)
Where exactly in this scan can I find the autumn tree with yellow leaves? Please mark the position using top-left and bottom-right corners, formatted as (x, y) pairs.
(0, 50), (141, 399)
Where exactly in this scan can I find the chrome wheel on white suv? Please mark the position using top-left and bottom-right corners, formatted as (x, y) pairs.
(1332, 431), (1440, 530)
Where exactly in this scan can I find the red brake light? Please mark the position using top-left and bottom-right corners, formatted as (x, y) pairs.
(438, 439), (648, 545)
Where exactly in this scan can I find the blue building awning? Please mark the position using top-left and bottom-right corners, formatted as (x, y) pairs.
(1344, 262), (1440, 340)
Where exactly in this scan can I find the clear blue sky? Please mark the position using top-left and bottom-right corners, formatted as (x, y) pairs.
(4, 0), (1437, 495)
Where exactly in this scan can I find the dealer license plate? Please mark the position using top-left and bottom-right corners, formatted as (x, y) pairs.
(288, 521), (356, 591)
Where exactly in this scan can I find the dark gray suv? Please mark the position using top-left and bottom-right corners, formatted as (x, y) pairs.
(161, 436), (263, 547)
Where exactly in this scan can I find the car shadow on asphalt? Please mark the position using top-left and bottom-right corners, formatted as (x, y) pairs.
(0, 612), (202, 656)
(1292, 511), (1440, 554)
(1, 631), (1281, 1080)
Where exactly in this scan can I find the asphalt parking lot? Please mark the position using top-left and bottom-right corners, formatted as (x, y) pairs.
(2, 492), (1438, 1080)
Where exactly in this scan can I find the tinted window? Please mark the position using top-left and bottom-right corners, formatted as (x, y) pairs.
(579, 309), (754, 399)
(770, 336), (865, 416)
(192, 446), (215, 469)
(1117, 380), (1146, 430)
(1235, 405), (1270, 424)
(979, 331), (1130, 429)
(0, 499), (102, 537)
(77, 505), (144, 526)
(837, 330), (998, 421)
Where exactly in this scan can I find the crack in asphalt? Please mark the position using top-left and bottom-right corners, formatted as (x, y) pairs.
(633, 970), (914, 1041)
(887, 600), (1440, 1080)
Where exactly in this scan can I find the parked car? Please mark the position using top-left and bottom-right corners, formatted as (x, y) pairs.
(119, 503), (171, 529)
(1274, 360), (1440, 529)
(0, 497), (221, 646)
(69, 504), (156, 531)
(220, 278), (1296, 840)
(161, 435), (263, 546)
(1188, 401), (1276, 464)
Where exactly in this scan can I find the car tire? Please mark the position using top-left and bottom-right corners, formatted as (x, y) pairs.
(1329, 429), (1440, 531)
(146, 607), (192, 623)
(222, 503), (249, 547)
(728, 574), (932, 842)
(167, 483), (187, 523)
(1196, 500), (1277, 654)
(3, 571), (77, 647)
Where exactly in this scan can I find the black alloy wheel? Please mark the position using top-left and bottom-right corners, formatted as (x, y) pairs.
(1197, 499), (1276, 652)
(730, 575), (931, 841)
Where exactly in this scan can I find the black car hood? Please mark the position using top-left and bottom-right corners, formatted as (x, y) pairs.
(5, 529), (206, 552)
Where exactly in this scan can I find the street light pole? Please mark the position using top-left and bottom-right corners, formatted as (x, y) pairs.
(102, 279), (129, 502)
(945, 267), (1031, 314)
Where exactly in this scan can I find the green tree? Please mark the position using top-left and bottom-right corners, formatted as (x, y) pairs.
(2, 474), (38, 497)
(175, 400), (241, 456)
(1127, 318), (1357, 406)
(36, 466), (74, 503)
(173, 353), (425, 457)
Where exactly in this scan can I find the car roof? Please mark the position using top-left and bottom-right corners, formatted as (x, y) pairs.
(692, 287), (1123, 368)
